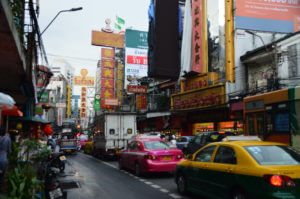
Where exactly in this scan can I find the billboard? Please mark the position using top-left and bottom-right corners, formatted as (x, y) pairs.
(91, 31), (124, 48)
(125, 29), (148, 87)
(236, 0), (300, 33)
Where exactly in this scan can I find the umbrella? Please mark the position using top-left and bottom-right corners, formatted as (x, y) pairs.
(1, 105), (23, 117)
(0, 92), (15, 108)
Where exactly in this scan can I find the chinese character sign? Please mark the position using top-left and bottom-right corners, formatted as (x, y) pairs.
(101, 79), (114, 89)
(101, 59), (115, 68)
(192, 0), (203, 73)
(101, 68), (114, 79)
(101, 48), (115, 58)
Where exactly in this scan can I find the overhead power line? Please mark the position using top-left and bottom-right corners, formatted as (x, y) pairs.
(47, 53), (98, 62)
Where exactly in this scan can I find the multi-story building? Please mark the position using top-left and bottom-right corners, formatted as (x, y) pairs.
(0, 0), (50, 127)
(50, 59), (75, 86)
(145, 0), (299, 141)
(241, 32), (300, 147)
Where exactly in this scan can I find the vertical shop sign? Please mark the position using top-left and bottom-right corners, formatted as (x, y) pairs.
(57, 108), (62, 126)
(136, 94), (147, 110)
(101, 48), (115, 58)
(192, 0), (203, 73)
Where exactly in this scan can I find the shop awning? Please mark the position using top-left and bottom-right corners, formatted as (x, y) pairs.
(19, 116), (50, 124)
(1, 105), (23, 117)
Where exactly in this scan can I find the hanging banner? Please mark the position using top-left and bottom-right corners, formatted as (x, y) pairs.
(101, 79), (114, 89)
(101, 68), (114, 79)
(192, 0), (203, 73)
(101, 48), (115, 58)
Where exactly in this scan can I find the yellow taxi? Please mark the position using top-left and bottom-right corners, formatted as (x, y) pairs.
(174, 136), (300, 199)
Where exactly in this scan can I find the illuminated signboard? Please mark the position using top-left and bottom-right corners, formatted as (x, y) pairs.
(235, 0), (300, 33)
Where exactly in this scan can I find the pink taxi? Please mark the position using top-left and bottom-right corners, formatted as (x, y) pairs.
(119, 135), (184, 176)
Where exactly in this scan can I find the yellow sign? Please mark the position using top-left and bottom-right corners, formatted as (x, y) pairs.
(73, 69), (95, 86)
(172, 84), (225, 110)
(193, 123), (214, 135)
(91, 31), (124, 48)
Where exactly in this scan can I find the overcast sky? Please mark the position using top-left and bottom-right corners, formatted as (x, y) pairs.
(38, 0), (150, 95)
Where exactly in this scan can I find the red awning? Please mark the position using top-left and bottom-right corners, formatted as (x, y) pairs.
(1, 105), (23, 117)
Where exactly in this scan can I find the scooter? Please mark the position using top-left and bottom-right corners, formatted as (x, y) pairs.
(48, 152), (66, 173)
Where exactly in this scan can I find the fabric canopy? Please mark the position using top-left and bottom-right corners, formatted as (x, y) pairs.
(1, 105), (23, 117)
(19, 116), (50, 124)
(0, 92), (15, 108)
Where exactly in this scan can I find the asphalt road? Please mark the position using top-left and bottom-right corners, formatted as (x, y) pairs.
(62, 152), (200, 199)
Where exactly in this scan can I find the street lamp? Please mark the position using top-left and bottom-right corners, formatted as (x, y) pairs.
(41, 7), (83, 35)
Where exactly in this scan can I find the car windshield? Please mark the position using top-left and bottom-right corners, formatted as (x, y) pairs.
(144, 141), (171, 150)
(244, 145), (300, 165)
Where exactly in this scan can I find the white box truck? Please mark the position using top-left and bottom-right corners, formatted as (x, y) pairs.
(93, 113), (137, 158)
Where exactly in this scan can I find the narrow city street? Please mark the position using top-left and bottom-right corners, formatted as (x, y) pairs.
(63, 152), (199, 199)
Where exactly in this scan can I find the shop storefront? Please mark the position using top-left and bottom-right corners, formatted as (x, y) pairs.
(244, 88), (298, 146)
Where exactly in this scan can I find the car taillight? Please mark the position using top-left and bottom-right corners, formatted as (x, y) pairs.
(264, 175), (296, 187)
(145, 154), (156, 160)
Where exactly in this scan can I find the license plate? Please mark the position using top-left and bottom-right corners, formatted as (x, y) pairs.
(66, 149), (72, 152)
(162, 156), (171, 161)
(59, 156), (66, 161)
(49, 188), (63, 199)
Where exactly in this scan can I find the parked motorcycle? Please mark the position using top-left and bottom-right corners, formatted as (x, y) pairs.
(48, 152), (66, 173)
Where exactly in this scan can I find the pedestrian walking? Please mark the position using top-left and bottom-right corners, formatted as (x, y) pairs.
(0, 127), (11, 191)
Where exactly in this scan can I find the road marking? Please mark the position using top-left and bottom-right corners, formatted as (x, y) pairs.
(144, 181), (153, 185)
(82, 153), (179, 197)
(151, 184), (161, 189)
(159, 188), (169, 193)
(169, 193), (182, 199)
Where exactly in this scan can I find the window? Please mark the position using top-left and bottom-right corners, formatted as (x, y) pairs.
(133, 142), (141, 150)
(194, 145), (217, 162)
(144, 141), (170, 150)
(178, 137), (187, 142)
(194, 135), (202, 144)
(245, 145), (300, 165)
(109, 129), (115, 135)
(214, 146), (237, 164)
(128, 142), (135, 150)
(288, 44), (297, 78)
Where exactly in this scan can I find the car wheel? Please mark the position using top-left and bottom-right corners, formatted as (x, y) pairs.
(232, 190), (247, 199)
(176, 173), (187, 194)
(118, 158), (124, 170)
(135, 163), (142, 176)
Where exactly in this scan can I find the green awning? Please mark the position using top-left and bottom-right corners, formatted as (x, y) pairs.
(18, 116), (50, 124)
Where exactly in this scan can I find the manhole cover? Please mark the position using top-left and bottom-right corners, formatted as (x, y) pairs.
(60, 181), (80, 190)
